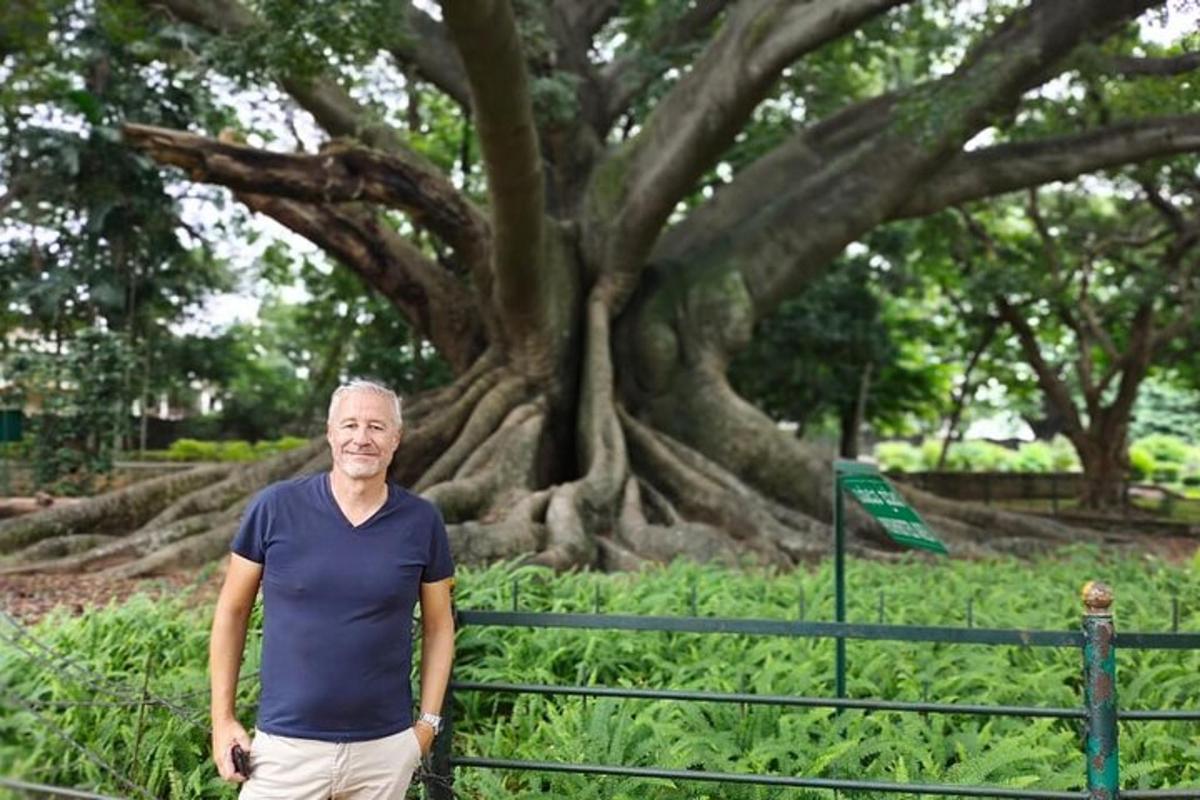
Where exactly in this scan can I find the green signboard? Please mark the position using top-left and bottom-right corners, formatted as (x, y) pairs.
(835, 461), (947, 554)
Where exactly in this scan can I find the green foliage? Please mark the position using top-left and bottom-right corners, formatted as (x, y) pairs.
(203, 0), (406, 87)
(2, 328), (135, 492)
(1135, 435), (1194, 470)
(147, 436), (307, 463)
(1130, 435), (1200, 486)
(874, 437), (1081, 474)
(1129, 443), (1157, 482)
(874, 442), (924, 473)
(2, 552), (1198, 797)
(1, 0), (235, 464)
(1130, 374), (1200, 442)
(731, 231), (948, 445)
(1009, 440), (1054, 473)
(940, 440), (1012, 472)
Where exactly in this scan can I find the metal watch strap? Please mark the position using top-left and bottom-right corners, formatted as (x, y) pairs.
(418, 711), (443, 735)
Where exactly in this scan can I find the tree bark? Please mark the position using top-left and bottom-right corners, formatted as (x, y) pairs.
(1073, 433), (1130, 510)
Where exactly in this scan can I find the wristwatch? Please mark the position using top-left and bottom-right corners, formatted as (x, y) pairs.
(417, 711), (443, 735)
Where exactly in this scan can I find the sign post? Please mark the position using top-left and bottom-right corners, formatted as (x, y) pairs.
(832, 460), (947, 698)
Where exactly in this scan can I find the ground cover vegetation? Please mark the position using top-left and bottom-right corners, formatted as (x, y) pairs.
(6, 0), (1200, 570)
(876, 432), (1200, 487)
(138, 435), (308, 463)
(0, 551), (1197, 798)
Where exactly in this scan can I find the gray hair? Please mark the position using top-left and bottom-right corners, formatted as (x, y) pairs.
(327, 380), (403, 428)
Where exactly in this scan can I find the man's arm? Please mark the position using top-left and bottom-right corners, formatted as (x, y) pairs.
(414, 577), (455, 754)
(209, 553), (263, 783)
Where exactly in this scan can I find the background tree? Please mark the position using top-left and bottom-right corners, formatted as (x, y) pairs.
(731, 231), (946, 458)
(6, 0), (1200, 571)
(0, 1), (233, 465)
(953, 166), (1200, 509)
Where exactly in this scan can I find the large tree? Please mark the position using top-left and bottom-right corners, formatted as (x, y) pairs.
(5, 0), (1200, 572)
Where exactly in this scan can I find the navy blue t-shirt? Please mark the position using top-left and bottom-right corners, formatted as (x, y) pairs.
(230, 473), (454, 742)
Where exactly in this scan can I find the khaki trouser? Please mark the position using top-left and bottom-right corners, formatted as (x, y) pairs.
(239, 727), (423, 800)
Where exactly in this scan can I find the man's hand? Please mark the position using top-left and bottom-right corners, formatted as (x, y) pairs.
(212, 719), (252, 783)
(413, 720), (435, 756)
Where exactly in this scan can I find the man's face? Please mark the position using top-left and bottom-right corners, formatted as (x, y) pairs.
(326, 390), (403, 481)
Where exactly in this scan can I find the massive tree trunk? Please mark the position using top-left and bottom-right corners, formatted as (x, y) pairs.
(6, 0), (1197, 574)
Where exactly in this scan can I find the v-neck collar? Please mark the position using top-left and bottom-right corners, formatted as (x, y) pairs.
(323, 472), (394, 530)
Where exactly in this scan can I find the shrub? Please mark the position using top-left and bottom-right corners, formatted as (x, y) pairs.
(0, 438), (31, 459)
(1048, 436), (1080, 471)
(166, 438), (220, 461)
(874, 441), (923, 472)
(1153, 463), (1182, 483)
(1133, 434), (1191, 468)
(919, 439), (943, 470)
(253, 436), (308, 456)
(1010, 441), (1053, 472)
(1128, 444), (1156, 481)
(943, 440), (1014, 471)
(217, 441), (257, 462)
(160, 437), (307, 463)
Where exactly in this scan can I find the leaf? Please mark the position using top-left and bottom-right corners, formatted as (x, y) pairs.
(65, 89), (104, 126)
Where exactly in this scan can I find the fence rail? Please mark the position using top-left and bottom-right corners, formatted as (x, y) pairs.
(429, 581), (1200, 800)
(0, 777), (124, 800)
(2, 581), (1198, 799)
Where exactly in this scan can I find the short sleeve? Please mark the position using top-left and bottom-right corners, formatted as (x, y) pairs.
(422, 506), (454, 583)
(230, 490), (272, 564)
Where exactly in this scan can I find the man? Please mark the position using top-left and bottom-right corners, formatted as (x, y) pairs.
(209, 380), (455, 799)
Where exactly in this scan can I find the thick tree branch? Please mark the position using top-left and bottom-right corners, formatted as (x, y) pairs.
(994, 296), (1086, 437)
(598, 0), (731, 128)
(389, 4), (471, 108)
(656, 0), (1169, 322)
(122, 123), (488, 264)
(442, 0), (550, 360)
(1023, 191), (1102, 410)
(895, 115), (1200, 219)
(1139, 179), (1186, 233)
(552, 0), (621, 49)
(1102, 52), (1200, 77)
(588, 0), (909, 311)
(1101, 302), (1156, 424)
(140, 0), (500, 302)
(145, 0), (439, 165)
(240, 194), (486, 373)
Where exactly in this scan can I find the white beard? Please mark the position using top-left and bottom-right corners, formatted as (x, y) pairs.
(338, 453), (384, 478)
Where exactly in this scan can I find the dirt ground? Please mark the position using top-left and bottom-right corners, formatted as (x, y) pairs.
(0, 561), (227, 626)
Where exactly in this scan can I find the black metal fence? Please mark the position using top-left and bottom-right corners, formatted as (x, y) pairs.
(426, 583), (1200, 800)
(2, 583), (1198, 799)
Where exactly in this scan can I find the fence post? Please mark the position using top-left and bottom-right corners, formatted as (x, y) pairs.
(1082, 581), (1118, 800)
